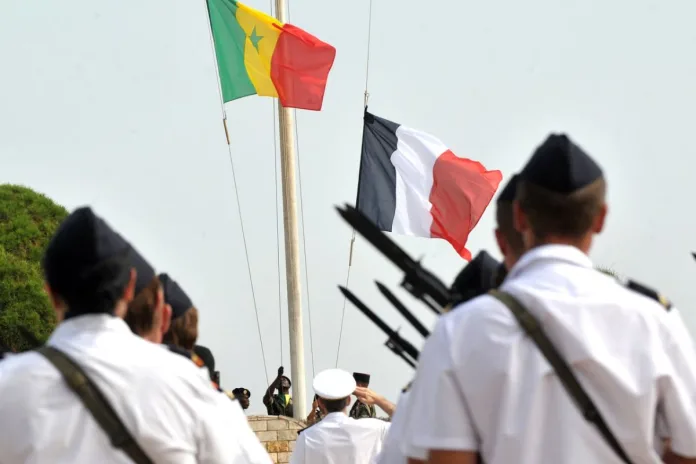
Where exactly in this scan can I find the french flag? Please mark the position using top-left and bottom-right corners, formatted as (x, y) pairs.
(356, 111), (502, 260)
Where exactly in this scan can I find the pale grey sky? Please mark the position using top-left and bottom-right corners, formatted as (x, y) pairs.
(2, 0), (695, 414)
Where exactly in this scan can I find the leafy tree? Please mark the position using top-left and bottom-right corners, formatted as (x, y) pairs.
(0, 247), (56, 351)
(0, 184), (68, 263)
(0, 185), (68, 351)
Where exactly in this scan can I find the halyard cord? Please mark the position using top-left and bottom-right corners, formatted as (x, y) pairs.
(225, 143), (270, 387)
(335, 0), (374, 367)
(286, 0), (317, 380)
(203, 0), (270, 387)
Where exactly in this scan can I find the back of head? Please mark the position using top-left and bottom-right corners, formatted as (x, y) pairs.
(495, 174), (524, 261)
(159, 273), (197, 350)
(450, 250), (502, 305)
(193, 345), (215, 379)
(313, 368), (356, 413)
(41, 207), (132, 317)
(516, 134), (606, 246)
(125, 275), (161, 336)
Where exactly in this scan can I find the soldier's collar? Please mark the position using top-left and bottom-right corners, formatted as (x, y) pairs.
(507, 244), (592, 280)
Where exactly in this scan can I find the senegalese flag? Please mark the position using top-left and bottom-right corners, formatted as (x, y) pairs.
(207, 0), (336, 111)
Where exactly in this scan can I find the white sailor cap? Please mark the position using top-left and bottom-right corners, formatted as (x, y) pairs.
(312, 369), (356, 400)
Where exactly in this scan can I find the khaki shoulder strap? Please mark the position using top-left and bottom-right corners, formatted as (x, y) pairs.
(488, 290), (634, 464)
(37, 346), (154, 464)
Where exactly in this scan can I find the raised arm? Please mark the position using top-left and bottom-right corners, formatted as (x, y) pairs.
(263, 366), (285, 407)
(354, 387), (396, 418)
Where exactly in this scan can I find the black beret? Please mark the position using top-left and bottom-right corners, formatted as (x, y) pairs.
(193, 345), (215, 372)
(159, 273), (192, 319)
(450, 250), (501, 304)
(130, 247), (155, 295)
(42, 207), (132, 316)
(233, 387), (251, 398)
(281, 375), (292, 387)
(353, 372), (370, 384)
(496, 174), (519, 203)
(520, 134), (603, 194)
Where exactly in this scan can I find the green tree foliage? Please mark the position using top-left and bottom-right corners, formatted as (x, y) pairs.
(0, 185), (68, 263)
(0, 185), (68, 351)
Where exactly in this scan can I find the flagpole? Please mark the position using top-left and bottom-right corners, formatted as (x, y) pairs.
(274, 0), (307, 420)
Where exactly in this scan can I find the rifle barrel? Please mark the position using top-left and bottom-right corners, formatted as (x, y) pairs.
(376, 281), (430, 337)
(339, 286), (421, 361)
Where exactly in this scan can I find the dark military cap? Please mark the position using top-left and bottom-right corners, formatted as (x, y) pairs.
(450, 250), (502, 305)
(520, 134), (603, 194)
(159, 273), (192, 319)
(353, 372), (370, 384)
(233, 387), (251, 398)
(282, 375), (292, 387)
(496, 174), (519, 203)
(42, 207), (133, 316)
(131, 247), (155, 295)
(193, 345), (215, 376)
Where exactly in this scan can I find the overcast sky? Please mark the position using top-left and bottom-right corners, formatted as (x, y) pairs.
(2, 0), (695, 414)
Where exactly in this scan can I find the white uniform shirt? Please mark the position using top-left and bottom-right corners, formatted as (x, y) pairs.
(0, 314), (272, 464)
(403, 244), (696, 463)
(373, 391), (423, 464)
(291, 412), (390, 464)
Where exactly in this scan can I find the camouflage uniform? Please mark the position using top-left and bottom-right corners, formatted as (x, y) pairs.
(349, 400), (376, 419)
(266, 393), (294, 418)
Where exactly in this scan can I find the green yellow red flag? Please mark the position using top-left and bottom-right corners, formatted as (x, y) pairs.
(207, 0), (336, 111)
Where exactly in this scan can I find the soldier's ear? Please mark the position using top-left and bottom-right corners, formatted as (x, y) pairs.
(160, 303), (172, 337)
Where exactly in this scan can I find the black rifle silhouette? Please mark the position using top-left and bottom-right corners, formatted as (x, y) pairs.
(375, 281), (430, 338)
(336, 204), (452, 313)
(339, 286), (418, 368)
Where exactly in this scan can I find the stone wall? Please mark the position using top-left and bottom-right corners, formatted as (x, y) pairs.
(248, 415), (306, 463)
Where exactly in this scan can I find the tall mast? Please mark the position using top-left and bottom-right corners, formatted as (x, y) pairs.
(274, 0), (306, 420)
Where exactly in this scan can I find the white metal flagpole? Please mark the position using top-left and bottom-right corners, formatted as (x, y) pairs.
(273, 0), (307, 420)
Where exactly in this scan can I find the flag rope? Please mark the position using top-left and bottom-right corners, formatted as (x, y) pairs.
(224, 138), (270, 387)
(335, 0), (375, 367)
(203, 0), (269, 387)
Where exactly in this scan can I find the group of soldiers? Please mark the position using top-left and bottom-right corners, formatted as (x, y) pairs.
(365, 133), (696, 464)
(0, 130), (694, 464)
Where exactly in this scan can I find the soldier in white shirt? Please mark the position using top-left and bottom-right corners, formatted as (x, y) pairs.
(291, 369), (390, 464)
(403, 134), (696, 463)
(0, 206), (272, 464)
(376, 173), (524, 464)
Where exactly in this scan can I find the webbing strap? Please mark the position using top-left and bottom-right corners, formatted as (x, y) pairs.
(489, 290), (634, 464)
(38, 346), (154, 464)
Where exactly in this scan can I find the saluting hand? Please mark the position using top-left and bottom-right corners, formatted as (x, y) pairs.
(277, 366), (284, 377)
(353, 386), (379, 405)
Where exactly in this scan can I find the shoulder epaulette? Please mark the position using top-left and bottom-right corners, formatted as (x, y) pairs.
(297, 422), (318, 436)
(190, 353), (206, 369)
(624, 279), (672, 311)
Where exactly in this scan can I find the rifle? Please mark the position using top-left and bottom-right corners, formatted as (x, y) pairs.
(339, 286), (419, 368)
(336, 204), (452, 313)
(376, 281), (430, 338)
